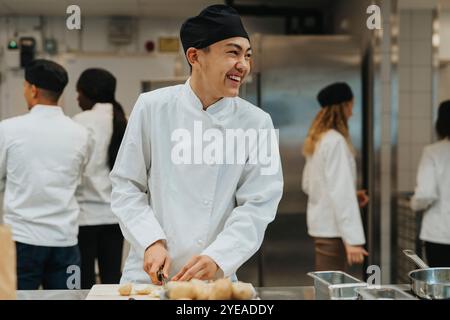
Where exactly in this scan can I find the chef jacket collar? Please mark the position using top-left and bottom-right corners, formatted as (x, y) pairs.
(92, 102), (113, 112)
(30, 104), (64, 115)
(184, 78), (232, 116)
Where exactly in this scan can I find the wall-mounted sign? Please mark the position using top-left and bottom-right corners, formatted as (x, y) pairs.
(158, 37), (180, 53)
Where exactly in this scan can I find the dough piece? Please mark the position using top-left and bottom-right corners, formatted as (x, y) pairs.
(232, 282), (255, 300)
(167, 281), (196, 300)
(190, 279), (211, 300)
(134, 284), (153, 295)
(209, 278), (232, 300)
(118, 283), (132, 296)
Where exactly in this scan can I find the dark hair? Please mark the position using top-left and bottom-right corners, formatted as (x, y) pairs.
(76, 68), (127, 170)
(436, 100), (450, 140)
(40, 88), (62, 102)
(25, 59), (68, 100)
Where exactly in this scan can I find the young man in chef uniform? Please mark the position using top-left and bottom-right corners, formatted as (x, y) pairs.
(110, 5), (284, 284)
(0, 59), (92, 289)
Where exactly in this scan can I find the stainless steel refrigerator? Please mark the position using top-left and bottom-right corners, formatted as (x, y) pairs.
(238, 34), (365, 286)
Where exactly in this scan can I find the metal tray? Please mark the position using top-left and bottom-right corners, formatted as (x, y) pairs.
(355, 286), (417, 300)
(307, 271), (366, 300)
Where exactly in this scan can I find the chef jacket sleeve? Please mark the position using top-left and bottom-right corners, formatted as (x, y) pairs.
(80, 126), (95, 179)
(410, 146), (438, 211)
(0, 123), (6, 192)
(202, 114), (284, 277)
(323, 137), (365, 246)
(110, 94), (166, 255)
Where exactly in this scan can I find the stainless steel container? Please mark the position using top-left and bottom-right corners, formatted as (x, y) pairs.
(307, 271), (366, 300)
(355, 286), (417, 300)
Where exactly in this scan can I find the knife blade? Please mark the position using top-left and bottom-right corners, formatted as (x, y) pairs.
(157, 268), (168, 287)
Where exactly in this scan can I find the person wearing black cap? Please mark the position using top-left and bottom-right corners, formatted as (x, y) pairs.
(302, 82), (368, 271)
(0, 59), (93, 289)
(73, 69), (127, 289)
(110, 4), (283, 284)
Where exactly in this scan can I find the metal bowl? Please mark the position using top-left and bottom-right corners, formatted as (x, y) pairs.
(408, 268), (450, 300)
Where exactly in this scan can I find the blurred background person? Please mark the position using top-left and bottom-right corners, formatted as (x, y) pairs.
(74, 68), (127, 289)
(302, 82), (368, 271)
(410, 100), (450, 267)
(0, 59), (92, 289)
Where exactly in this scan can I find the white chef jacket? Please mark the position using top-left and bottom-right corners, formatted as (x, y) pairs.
(410, 139), (450, 244)
(73, 103), (118, 226)
(110, 79), (283, 283)
(302, 129), (365, 245)
(0, 105), (92, 247)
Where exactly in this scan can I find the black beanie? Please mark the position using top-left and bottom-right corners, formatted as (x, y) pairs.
(180, 4), (249, 54)
(317, 82), (354, 108)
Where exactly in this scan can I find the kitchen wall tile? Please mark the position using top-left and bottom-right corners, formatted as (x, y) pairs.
(399, 41), (411, 67)
(411, 92), (432, 118)
(399, 11), (411, 41)
(398, 144), (412, 171)
(411, 118), (432, 144)
(399, 67), (411, 92)
(399, 92), (412, 118)
(411, 66), (432, 92)
(398, 170), (412, 192)
(411, 10), (432, 40)
(411, 40), (432, 66)
(398, 118), (411, 144)
(412, 144), (426, 173)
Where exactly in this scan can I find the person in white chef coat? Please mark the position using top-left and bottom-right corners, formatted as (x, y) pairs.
(0, 59), (92, 289)
(110, 4), (283, 284)
(410, 100), (450, 267)
(73, 69), (127, 288)
(302, 82), (368, 271)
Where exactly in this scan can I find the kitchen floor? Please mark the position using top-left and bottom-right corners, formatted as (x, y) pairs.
(237, 213), (364, 286)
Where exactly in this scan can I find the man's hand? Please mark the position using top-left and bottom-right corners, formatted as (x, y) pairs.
(344, 243), (368, 266)
(357, 189), (369, 208)
(143, 240), (171, 284)
(172, 255), (218, 281)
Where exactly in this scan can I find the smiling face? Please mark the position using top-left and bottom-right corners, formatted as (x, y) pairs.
(188, 37), (252, 102)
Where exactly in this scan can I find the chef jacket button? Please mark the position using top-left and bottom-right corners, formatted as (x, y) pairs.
(197, 239), (203, 245)
(203, 199), (210, 206)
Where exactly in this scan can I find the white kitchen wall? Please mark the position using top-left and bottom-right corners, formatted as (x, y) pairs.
(439, 10), (450, 61)
(439, 62), (450, 102)
(0, 15), (285, 120)
(397, 9), (434, 193)
(439, 9), (450, 103)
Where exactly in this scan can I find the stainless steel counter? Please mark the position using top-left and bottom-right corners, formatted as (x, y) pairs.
(16, 285), (411, 300)
(16, 289), (90, 300)
(256, 287), (316, 300)
(16, 287), (316, 300)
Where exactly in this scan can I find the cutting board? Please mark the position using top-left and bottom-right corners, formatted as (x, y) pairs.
(85, 284), (162, 300)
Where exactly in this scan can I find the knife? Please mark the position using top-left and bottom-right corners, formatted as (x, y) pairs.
(157, 268), (168, 287)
